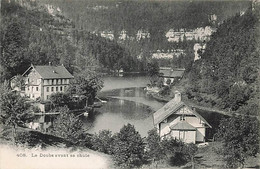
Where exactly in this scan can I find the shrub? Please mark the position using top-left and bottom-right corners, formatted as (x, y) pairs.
(111, 124), (145, 168)
(91, 130), (113, 154)
(146, 129), (165, 166)
(48, 107), (84, 144)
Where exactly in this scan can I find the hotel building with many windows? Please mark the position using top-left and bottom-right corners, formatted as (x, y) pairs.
(19, 64), (74, 101)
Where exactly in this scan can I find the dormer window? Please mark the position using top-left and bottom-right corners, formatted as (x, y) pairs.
(180, 114), (185, 121)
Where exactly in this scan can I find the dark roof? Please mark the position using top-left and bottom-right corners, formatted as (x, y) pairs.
(153, 99), (184, 125)
(170, 121), (196, 131)
(153, 97), (211, 128)
(159, 68), (185, 78)
(23, 65), (74, 79)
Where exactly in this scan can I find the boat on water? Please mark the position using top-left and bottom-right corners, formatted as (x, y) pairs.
(93, 97), (107, 108)
(84, 112), (89, 117)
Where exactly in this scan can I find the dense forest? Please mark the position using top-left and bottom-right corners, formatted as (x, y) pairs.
(186, 7), (260, 115)
(0, 0), (140, 82)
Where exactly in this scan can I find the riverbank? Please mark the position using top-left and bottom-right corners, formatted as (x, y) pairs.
(149, 89), (234, 117)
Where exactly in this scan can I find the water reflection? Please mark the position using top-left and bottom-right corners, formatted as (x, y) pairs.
(86, 98), (154, 137)
(85, 75), (228, 138)
(84, 86), (158, 137)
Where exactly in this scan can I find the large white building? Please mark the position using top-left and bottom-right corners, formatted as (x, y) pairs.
(13, 64), (74, 101)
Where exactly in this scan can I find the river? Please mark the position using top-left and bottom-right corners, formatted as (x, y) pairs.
(84, 75), (227, 138)
(84, 75), (164, 137)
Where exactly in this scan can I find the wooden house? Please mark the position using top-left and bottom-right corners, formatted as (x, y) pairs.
(153, 91), (212, 143)
(159, 67), (185, 85)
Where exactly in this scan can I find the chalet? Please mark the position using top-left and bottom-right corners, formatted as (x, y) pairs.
(12, 64), (74, 101)
(159, 67), (185, 85)
(153, 91), (212, 143)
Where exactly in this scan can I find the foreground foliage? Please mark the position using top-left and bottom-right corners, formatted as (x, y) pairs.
(215, 115), (259, 168)
(0, 90), (31, 143)
(48, 107), (84, 144)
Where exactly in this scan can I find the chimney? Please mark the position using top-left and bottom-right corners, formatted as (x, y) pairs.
(174, 91), (181, 102)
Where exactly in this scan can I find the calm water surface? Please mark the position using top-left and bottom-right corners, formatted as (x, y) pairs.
(85, 75), (163, 137)
(84, 75), (227, 138)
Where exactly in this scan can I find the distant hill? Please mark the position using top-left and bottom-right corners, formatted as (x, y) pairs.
(40, 0), (251, 37)
(186, 6), (260, 115)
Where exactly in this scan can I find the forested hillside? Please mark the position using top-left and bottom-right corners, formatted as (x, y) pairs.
(0, 0), (138, 82)
(186, 8), (260, 115)
(41, 0), (250, 34)
(37, 0), (251, 70)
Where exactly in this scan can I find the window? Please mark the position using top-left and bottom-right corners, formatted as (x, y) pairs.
(64, 86), (66, 91)
(32, 94), (34, 98)
(47, 95), (49, 99)
(180, 115), (185, 121)
(56, 87), (58, 92)
(51, 87), (54, 92)
(48, 79), (51, 84)
(47, 87), (49, 92)
(52, 79), (54, 85)
(60, 86), (62, 91)
(32, 87), (34, 91)
(36, 87), (38, 91)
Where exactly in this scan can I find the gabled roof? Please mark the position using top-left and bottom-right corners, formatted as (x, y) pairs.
(22, 65), (74, 79)
(153, 98), (212, 128)
(153, 99), (184, 125)
(170, 121), (196, 131)
(159, 68), (185, 78)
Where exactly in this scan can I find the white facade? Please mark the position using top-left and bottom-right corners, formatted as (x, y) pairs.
(166, 26), (216, 42)
(118, 30), (128, 40)
(21, 65), (73, 101)
(100, 31), (114, 40)
(152, 49), (185, 59)
(154, 91), (211, 143)
(136, 29), (150, 41)
(158, 106), (206, 143)
(194, 43), (206, 61)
